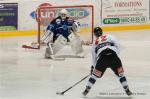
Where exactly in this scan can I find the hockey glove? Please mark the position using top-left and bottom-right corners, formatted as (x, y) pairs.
(90, 66), (94, 75)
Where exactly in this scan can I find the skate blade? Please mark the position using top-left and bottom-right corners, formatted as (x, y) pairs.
(52, 57), (65, 61)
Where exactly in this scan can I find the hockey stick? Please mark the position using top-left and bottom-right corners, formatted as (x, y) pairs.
(56, 74), (90, 95)
(22, 45), (39, 49)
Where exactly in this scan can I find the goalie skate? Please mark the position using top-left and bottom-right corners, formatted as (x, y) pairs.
(45, 47), (65, 60)
(45, 47), (55, 59)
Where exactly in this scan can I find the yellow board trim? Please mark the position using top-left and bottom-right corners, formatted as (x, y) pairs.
(102, 24), (150, 32)
(0, 30), (37, 38)
(0, 25), (150, 38)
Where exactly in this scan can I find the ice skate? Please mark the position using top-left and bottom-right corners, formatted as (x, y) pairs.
(77, 52), (85, 58)
(125, 89), (132, 96)
(82, 86), (91, 96)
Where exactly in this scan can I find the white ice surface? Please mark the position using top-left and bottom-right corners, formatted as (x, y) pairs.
(0, 30), (150, 99)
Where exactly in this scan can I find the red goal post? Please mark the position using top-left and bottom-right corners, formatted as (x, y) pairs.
(22, 5), (94, 49)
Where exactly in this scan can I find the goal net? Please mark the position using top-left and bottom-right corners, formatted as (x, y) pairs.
(22, 5), (94, 49)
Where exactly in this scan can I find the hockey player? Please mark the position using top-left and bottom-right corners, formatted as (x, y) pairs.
(82, 27), (132, 96)
(41, 9), (84, 59)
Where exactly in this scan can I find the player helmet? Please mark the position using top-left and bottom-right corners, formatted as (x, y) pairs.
(60, 9), (68, 15)
(60, 9), (68, 19)
(94, 27), (102, 37)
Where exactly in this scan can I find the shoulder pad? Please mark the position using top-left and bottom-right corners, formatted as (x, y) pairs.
(51, 16), (61, 24)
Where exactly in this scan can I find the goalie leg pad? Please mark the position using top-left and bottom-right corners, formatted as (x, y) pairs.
(53, 35), (67, 54)
(45, 43), (55, 59)
(41, 30), (53, 43)
(68, 33), (84, 57)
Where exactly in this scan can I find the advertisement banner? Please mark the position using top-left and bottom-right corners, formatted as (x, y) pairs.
(0, 3), (18, 31)
(102, 0), (149, 25)
(149, 0), (150, 22)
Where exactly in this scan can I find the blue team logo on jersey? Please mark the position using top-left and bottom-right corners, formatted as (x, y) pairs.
(62, 25), (68, 30)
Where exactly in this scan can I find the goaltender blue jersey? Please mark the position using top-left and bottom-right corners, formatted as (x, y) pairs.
(46, 16), (75, 42)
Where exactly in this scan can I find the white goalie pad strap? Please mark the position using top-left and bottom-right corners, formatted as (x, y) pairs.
(48, 43), (54, 55)
(53, 35), (67, 54)
(41, 30), (53, 43)
(68, 32), (76, 42)
(68, 33), (84, 55)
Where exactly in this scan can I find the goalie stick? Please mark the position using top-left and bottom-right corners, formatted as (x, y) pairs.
(56, 74), (90, 95)
(22, 44), (39, 49)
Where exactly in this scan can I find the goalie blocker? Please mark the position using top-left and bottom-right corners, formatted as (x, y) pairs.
(41, 30), (54, 44)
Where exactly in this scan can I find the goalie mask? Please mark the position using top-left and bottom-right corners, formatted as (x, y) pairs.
(94, 27), (103, 37)
(60, 9), (68, 20)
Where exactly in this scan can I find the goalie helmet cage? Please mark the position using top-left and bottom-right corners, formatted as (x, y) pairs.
(31, 5), (94, 49)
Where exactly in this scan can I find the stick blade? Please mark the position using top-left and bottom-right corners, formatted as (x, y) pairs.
(22, 45), (39, 49)
(56, 91), (64, 95)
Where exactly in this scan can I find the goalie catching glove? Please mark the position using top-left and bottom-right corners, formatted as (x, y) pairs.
(71, 21), (80, 33)
(90, 65), (94, 75)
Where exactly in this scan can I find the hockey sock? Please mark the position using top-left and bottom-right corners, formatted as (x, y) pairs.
(118, 75), (129, 91)
(83, 75), (97, 96)
(86, 74), (97, 88)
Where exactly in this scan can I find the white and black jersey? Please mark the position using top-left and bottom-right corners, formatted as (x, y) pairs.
(91, 34), (121, 67)
(91, 34), (123, 77)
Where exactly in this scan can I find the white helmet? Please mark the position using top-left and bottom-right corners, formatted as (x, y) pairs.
(60, 9), (68, 19)
(60, 9), (68, 15)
